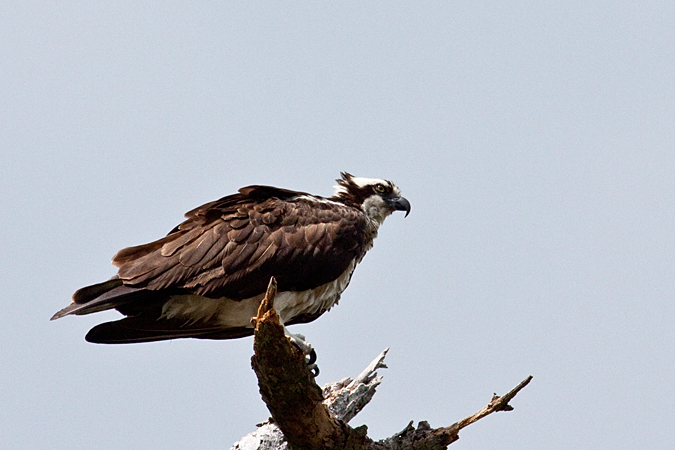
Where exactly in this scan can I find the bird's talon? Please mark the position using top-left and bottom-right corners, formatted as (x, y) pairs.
(308, 363), (320, 377)
(306, 349), (317, 366)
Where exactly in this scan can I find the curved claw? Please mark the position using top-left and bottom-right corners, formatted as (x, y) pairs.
(306, 350), (319, 377)
(284, 326), (319, 377)
(306, 348), (317, 366)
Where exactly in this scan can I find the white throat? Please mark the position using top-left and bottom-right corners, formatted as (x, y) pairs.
(361, 194), (392, 225)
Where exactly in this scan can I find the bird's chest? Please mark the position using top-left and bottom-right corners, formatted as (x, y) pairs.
(273, 259), (357, 323)
(162, 259), (358, 328)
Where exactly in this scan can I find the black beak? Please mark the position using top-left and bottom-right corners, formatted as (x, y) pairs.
(388, 196), (411, 217)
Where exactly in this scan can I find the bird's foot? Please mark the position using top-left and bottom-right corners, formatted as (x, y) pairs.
(284, 329), (319, 377)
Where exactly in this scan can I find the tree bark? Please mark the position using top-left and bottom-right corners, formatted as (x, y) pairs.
(232, 277), (532, 450)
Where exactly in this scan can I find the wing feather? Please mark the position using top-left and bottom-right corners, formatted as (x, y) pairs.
(112, 189), (369, 300)
(160, 227), (202, 257)
(247, 225), (266, 243)
(227, 242), (259, 272)
(248, 240), (278, 267)
(178, 226), (221, 266)
(193, 228), (230, 268)
(285, 226), (306, 248)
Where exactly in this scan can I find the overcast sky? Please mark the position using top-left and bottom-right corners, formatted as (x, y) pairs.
(2, 2), (674, 449)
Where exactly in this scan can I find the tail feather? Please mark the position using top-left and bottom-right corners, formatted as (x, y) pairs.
(72, 278), (123, 303)
(86, 317), (253, 344)
(55, 278), (255, 344)
(51, 280), (153, 321)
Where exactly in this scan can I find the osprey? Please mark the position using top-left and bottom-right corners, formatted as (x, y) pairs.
(52, 173), (410, 353)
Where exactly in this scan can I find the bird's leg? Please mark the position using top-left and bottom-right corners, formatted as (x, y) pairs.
(283, 327), (319, 377)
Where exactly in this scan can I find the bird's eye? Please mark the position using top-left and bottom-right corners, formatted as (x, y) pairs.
(374, 184), (386, 194)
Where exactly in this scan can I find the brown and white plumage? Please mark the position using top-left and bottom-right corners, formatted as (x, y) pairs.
(51, 173), (410, 344)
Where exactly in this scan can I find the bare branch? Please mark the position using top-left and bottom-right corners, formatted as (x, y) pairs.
(236, 276), (533, 450)
(233, 349), (389, 450)
(323, 348), (388, 423)
(377, 376), (533, 449)
(454, 375), (533, 430)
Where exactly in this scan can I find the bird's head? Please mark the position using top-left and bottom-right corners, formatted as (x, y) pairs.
(331, 172), (411, 224)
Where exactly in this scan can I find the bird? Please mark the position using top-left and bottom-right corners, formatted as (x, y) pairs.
(51, 173), (410, 362)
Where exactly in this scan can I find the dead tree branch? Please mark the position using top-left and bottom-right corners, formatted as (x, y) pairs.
(376, 375), (533, 449)
(233, 276), (532, 450)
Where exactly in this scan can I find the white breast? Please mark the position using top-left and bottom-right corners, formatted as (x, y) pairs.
(160, 260), (357, 328)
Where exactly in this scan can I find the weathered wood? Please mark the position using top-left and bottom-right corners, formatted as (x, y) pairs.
(232, 348), (388, 450)
(323, 348), (388, 423)
(248, 277), (357, 450)
(375, 375), (533, 449)
(232, 276), (532, 450)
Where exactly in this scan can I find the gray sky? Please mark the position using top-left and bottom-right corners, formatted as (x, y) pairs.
(2, 2), (674, 449)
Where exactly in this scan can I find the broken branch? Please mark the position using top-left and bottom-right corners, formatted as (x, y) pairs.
(238, 276), (533, 450)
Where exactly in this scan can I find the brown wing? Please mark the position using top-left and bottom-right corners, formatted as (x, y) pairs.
(111, 186), (369, 301)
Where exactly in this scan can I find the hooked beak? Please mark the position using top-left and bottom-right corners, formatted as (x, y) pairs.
(387, 196), (411, 217)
